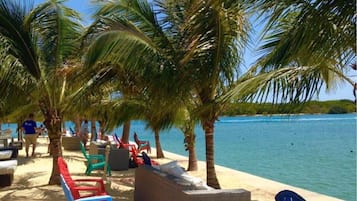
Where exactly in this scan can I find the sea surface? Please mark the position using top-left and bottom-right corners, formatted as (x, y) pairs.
(115, 113), (357, 201)
(3, 113), (356, 200)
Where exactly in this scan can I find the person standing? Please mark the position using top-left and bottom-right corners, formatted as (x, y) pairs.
(22, 113), (38, 157)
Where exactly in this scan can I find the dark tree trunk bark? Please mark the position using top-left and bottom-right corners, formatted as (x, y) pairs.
(203, 118), (220, 189)
(43, 110), (63, 185)
(74, 115), (81, 135)
(154, 129), (164, 158)
(185, 131), (198, 171)
(48, 137), (62, 185)
(121, 121), (131, 143)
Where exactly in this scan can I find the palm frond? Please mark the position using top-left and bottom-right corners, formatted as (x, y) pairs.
(26, 0), (83, 67)
(221, 61), (351, 105)
(254, 0), (356, 72)
(0, 0), (40, 79)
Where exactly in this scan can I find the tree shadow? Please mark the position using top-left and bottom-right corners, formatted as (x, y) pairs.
(106, 168), (136, 201)
(0, 172), (64, 200)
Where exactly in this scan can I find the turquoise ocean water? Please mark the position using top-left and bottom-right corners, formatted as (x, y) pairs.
(4, 113), (356, 200)
(116, 113), (357, 201)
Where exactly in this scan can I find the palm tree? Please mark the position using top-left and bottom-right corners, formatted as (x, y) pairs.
(175, 106), (199, 171)
(239, 0), (356, 103)
(82, 0), (250, 189)
(78, 0), (356, 190)
(0, 0), (83, 184)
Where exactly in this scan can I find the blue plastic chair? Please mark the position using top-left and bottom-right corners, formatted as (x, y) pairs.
(275, 190), (306, 201)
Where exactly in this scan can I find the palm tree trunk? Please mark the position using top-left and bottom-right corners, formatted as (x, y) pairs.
(43, 111), (63, 185)
(48, 136), (62, 185)
(187, 142), (198, 171)
(202, 118), (220, 189)
(121, 121), (131, 143)
(99, 120), (105, 140)
(154, 129), (165, 158)
(185, 131), (198, 171)
(74, 115), (81, 135)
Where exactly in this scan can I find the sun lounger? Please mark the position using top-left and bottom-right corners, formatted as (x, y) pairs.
(0, 147), (18, 187)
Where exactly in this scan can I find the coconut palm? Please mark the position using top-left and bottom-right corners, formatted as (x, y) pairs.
(175, 105), (199, 171)
(0, 0), (83, 184)
(82, 0), (250, 188)
(239, 0), (356, 103)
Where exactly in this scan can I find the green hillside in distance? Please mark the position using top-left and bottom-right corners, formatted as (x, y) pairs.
(221, 100), (356, 116)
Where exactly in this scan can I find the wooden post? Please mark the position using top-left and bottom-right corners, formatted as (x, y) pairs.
(103, 144), (110, 181)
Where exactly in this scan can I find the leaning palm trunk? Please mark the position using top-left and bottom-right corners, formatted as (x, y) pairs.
(154, 129), (165, 158)
(202, 118), (220, 189)
(43, 111), (63, 185)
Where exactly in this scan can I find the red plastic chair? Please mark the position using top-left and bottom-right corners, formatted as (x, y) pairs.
(130, 146), (159, 166)
(133, 132), (151, 153)
(112, 133), (136, 151)
(57, 157), (108, 200)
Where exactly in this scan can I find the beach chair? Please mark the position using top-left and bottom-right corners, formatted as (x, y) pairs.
(133, 132), (151, 153)
(80, 142), (111, 176)
(130, 146), (159, 167)
(275, 190), (306, 201)
(58, 157), (112, 201)
(112, 133), (136, 151)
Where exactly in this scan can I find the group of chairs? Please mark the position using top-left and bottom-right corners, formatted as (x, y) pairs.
(112, 133), (158, 166)
(60, 131), (307, 201)
(78, 132), (156, 176)
(59, 132), (155, 200)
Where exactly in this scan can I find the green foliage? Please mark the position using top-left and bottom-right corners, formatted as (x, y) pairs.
(328, 106), (348, 114)
(221, 100), (356, 115)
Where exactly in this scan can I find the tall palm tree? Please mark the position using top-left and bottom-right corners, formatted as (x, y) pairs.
(80, 0), (356, 189)
(83, 0), (250, 188)
(0, 0), (83, 184)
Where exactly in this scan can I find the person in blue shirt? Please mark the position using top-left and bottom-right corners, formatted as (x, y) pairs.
(22, 113), (38, 157)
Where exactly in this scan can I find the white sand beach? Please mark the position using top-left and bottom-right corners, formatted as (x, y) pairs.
(0, 138), (343, 201)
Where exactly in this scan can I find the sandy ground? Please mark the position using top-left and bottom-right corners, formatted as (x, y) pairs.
(0, 138), (342, 201)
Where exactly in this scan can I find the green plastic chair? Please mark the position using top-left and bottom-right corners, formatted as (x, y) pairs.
(79, 142), (111, 176)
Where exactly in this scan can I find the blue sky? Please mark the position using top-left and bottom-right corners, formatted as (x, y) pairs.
(34, 0), (356, 101)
